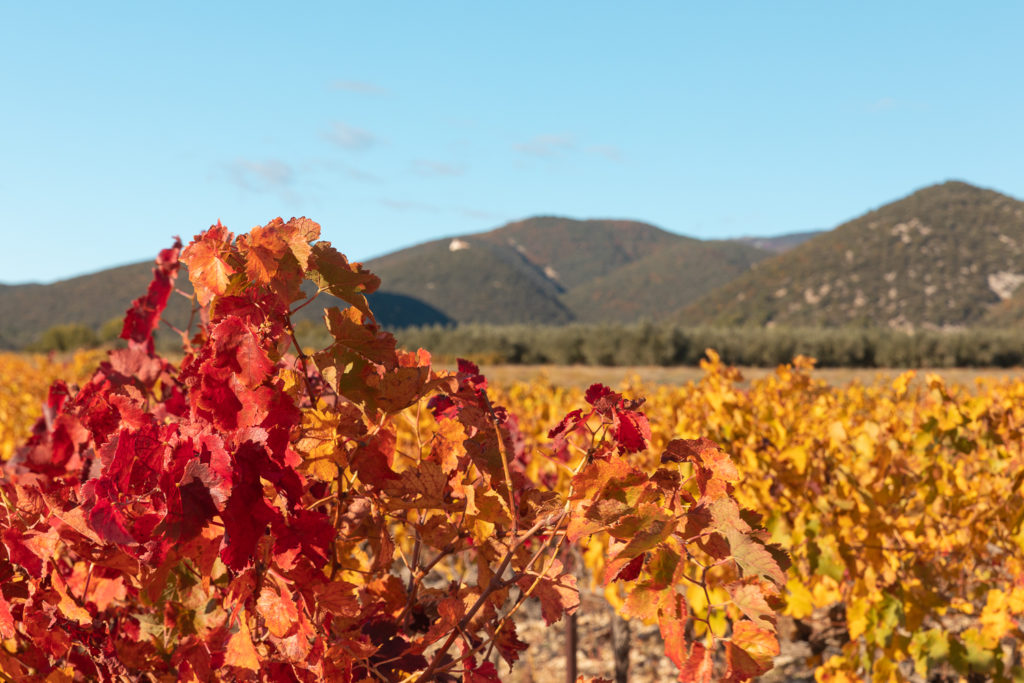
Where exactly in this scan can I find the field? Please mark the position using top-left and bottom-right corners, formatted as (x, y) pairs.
(464, 363), (1024, 390)
(3, 347), (1023, 680)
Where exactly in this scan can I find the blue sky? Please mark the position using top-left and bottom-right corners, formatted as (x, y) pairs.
(2, 2), (1022, 284)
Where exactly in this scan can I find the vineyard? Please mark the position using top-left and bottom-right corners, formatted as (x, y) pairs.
(0, 219), (1021, 681)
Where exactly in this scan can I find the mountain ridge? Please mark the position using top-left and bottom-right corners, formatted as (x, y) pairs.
(683, 180), (1024, 329)
(4, 179), (1021, 350)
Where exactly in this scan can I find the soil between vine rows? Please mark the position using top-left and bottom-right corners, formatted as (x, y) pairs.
(495, 585), (835, 682)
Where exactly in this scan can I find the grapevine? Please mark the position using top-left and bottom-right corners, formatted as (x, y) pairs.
(0, 219), (784, 681)
(485, 354), (1024, 680)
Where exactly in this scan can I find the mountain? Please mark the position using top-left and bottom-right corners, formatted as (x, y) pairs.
(365, 235), (575, 325)
(366, 217), (785, 324)
(0, 263), (195, 350)
(563, 239), (772, 322)
(366, 217), (697, 325)
(683, 181), (1024, 329)
(475, 217), (681, 289)
(0, 262), (450, 350)
(1, 216), (778, 347)
(16, 198), (967, 350)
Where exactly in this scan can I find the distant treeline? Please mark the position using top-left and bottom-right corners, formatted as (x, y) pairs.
(390, 323), (1024, 368)
(27, 319), (1024, 368)
(25, 320), (124, 353)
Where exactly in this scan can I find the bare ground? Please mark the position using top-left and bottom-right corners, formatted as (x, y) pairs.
(461, 364), (1024, 390)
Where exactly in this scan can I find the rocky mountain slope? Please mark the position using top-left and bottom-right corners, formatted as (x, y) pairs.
(684, 181), (1024, 330)
(7, 180), (1019, 349)
(366, 217), (770, 325)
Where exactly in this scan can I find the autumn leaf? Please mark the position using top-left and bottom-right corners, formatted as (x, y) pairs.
(725, 528), (787, 587)
(659, 613), (690, 671)
(662, 438), (739, 483)
(120, 237), (181, 348)
(225, 616), (261, 671)
(603, 509), (675, 585)
(492, 621), (529, 665)
(312, 579), (360, 618)
(568, 457), (646, 505)
(679, 642), (714, 683)
(181, 224), (236, 306)
(88, 497), (135, 546)
(725, 621), (778, 681)
(308, 242), (380, 320)
(50, 570), (92, 626)
(294, 404), (344, 481)
(239, 220), (289, 285)
(727, 581), (777, 632)
(464, 659), (501, 683)
(517, 563), (579, 626)
(0, 593), (15, 639)
(257, 584), (300, 639)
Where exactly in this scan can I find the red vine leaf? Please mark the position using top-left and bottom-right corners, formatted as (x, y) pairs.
(727, 581), (777, 632)
(181, 223), (235, 306)
(308, 242), (380, 320)
(257, 584), (300, 639)
(725, 621), (778, 681)
(0, 593), (15, 639)
(225, 617), (261, 671)
(517, 563), (579, 626)
(679, 641), (714, 683)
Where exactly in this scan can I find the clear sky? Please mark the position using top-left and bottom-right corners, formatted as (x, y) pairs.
(2, 2), (1022, 284)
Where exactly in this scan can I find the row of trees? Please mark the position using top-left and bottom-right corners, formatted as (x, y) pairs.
(394, 322), (1024, 368)
(26, 318), (124, 352)
(29, 318), (1024, 368)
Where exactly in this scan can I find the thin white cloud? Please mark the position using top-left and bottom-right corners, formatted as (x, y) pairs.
(330, 79), (388, 95)
(378, 200), (494, 220)
(339, 166), (382, 183)
(514, 134), (575, 157)
(868, 97), (897, 112)
(324, 122), (380, 151)
(225, 159), (300, 203)
(304, 159), (382, 184)
(588, 145), (624, 162)
(227, 159), (294, 192)
(411, 160), (465, 177)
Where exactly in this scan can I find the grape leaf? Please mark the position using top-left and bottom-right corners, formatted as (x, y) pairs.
(309, 242), (380, 320)
(181, 223), (235, 306)
(225, 617), (261, 671)
(727, 581), (777, 632)
(679, 642), (714, 683)
(257, 584), (300, 638)
(312, 580), (360, 618)
(725, 528), (787, 586)
(220, 478), (279, 570)
(0, 593), (15, 639)
(121, 238), (181, 350)
(50, 570), (91, 626)
(87, 497), (135, 546)
(603, 510), (675, 584)
(517, 565), (580, 626)
(492, 621), (529, 665)
(239, 220), (289, 285)
(464, 659), (501, 683)
(208, 317), (275, 389)
(662, 438), (739, 484)
(725, 621), (778, 681)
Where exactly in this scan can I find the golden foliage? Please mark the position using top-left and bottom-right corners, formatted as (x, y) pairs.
(7, 350), (1024, 679)
(401, 353), (1024, 680)
(0, 352), (102, 461)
